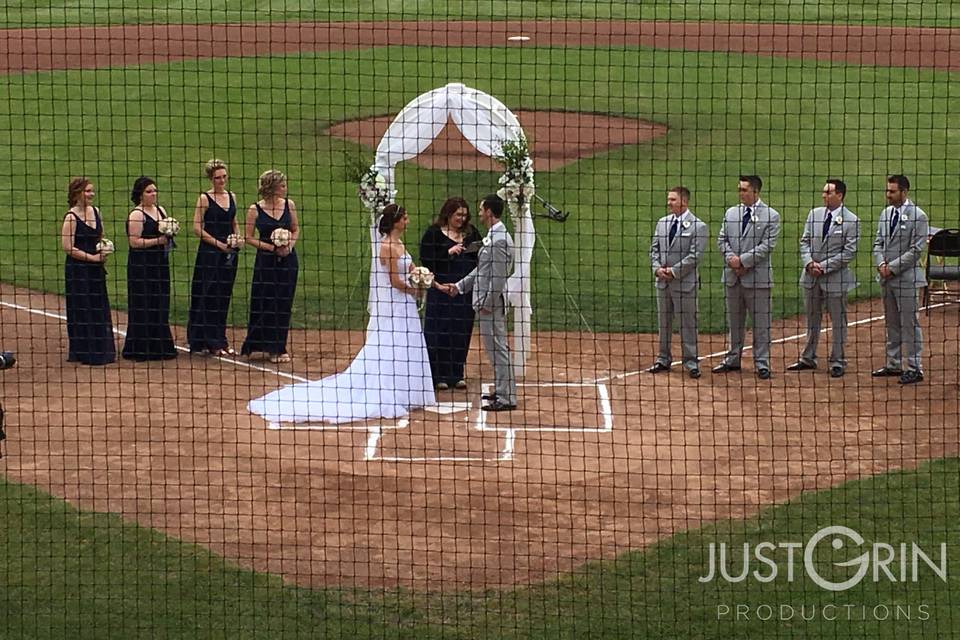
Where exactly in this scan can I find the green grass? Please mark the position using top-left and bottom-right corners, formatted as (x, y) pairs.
(1, 46), (957, 332)
(3, 458), (958, 638)
(2, 0), (960, 28)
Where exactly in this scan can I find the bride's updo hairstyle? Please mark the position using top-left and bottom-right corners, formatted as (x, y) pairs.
(378, 203), (406, 236)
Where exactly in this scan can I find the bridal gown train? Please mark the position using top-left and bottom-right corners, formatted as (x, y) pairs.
(248, 251), (436, 424)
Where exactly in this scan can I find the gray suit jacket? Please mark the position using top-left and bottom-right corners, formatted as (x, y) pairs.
(649, 210), (709, 293)
(799, 205), (860, 293)
(457, 220), (515, 312)
(872, 200), (929, 290)
(717, 199), (781, 288)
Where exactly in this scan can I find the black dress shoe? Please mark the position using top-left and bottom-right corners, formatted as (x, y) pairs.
(872, 366), (903, 377)
(481, 393), (497, 401)
(0, 351), (15, 370)
(689, 368), (701, 379)
(482, 400), (517, 412)
(899, 370), (924, 384)
(712, 363), (741, 374)
(786, 361), (816, 371)
(646, 362), (670, 373)
(757, 368), (771, 380)
(830, 366), (844, 378)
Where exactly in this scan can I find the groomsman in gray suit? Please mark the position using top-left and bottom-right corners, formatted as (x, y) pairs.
(872, 174), (929, 384)
(787, 179), (860, 378)
(444, 194), (517, 410)
(647, 186), (709, 378)
(714, 175), (782, 379)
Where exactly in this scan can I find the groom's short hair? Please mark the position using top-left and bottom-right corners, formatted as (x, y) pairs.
(482, 194), (505, 219)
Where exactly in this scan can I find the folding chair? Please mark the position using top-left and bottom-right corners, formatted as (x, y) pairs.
(923, 228), (960, 312)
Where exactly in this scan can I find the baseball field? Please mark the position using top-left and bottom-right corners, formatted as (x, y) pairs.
(1, 3), (958, 638)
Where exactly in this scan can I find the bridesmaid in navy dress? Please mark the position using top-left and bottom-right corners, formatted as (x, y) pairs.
(122, 176), (177, 361)
(241, 170), (300, 363)
(60, 177), (116, 365)
(187, 159), (242, 355)
(419, 197), (481, 390)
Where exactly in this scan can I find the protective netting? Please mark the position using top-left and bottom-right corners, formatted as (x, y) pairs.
(0, 5), (958, 639)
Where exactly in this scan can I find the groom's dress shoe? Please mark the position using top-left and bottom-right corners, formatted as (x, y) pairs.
(481, 393), (497, 401)
(871, 366), (903, 377)
(711, 363), (741, 374)
(482, 400), (517, 412)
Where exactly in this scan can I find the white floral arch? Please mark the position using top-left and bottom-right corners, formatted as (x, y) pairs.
(361, 82), (535, 374)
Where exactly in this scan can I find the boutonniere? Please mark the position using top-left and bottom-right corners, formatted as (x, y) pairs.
(682, 220), (692, 229)
(482, 235), (492, 247)
(833, 215), (843, 225)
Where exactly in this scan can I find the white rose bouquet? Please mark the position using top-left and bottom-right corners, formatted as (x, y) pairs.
(408, 266), (435, 290)
(96, 238), (115, 256)
(226, 233), (244, 249)
(157, 217), (180, 237)
(271, 228), (292, 248)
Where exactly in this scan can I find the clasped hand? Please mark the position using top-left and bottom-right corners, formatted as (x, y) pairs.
(435, 282), (459, 297)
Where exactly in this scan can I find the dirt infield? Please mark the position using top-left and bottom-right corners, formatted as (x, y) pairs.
(1, 282), (958, 589)
(2, 21), (960, 74)
(328, 110), (669, 171)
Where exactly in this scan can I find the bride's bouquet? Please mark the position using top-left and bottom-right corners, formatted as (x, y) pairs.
(96, 238), (114, 256)
(157, 217), (180, 237)
(271, 228), (292, 248)
(408, 266), (435, 290)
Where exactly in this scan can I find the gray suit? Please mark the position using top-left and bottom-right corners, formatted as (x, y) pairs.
(649, 210), (709, 370)
(456, 220), (516, 404)
(717, 199), (781, 370)
(872, 199), (928, 372)
(798, 205), (860, 369)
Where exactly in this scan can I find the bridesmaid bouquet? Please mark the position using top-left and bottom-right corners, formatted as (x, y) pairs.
(271, 228), (292, 248)
(226, 233), (244, 249)
(96, 239), (115, 256)
(408, 266), (435, 289)
(158, 217), (180, 237)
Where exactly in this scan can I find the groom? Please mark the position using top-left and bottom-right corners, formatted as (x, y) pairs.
(439, 194), (517, 411)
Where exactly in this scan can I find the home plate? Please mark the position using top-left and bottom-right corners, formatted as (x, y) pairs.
(425, 401), (472, 415)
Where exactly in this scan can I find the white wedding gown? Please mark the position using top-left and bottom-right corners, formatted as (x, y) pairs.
(248, 250), (435, 424)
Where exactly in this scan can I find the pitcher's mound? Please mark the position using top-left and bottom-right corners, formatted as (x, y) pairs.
(327, 110), (667, 172)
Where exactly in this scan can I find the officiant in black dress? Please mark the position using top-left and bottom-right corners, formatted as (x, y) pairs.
(419, 197), (481, 390)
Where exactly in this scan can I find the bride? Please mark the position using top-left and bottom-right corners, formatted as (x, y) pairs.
(248, 204), (436, 424)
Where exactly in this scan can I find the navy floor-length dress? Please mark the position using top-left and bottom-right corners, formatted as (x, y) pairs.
(64, 209), (116, 365)
(187, 193), (239, 352)
(122, 209), (176, 360)
(241, 200), (299, 356)
(419, 224), (481, 386)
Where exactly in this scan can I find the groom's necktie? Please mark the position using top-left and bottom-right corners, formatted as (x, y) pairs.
(821, 210), (833, 240)
(668, 217), (679, 244)
(740, 207), (752, 236)
(889, 208), (901, 236)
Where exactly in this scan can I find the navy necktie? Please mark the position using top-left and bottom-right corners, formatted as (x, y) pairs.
(889, 208), (900, 236)
(740, 207), (752, 236)
(668, 217), (679, 244)
(821, 210), (833, 240)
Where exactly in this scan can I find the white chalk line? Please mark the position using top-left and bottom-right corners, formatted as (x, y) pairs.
(591, 300), (955, 384)
(0, 298), (309, 382)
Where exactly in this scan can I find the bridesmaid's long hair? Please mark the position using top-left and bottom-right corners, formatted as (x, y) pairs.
(67, 177), (91, 207)
(378, 203), (406, 236)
